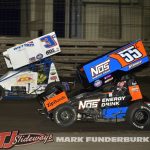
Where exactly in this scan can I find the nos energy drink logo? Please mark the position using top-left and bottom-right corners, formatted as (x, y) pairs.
(91, 59), (110, 78)
(83, 58), (110, 83)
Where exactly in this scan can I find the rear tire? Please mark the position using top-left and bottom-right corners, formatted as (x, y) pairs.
(53, 104), (77, 127)
(126, 102), (150, 129)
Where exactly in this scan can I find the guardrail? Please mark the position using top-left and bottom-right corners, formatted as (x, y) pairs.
(0, 37), (150, 77)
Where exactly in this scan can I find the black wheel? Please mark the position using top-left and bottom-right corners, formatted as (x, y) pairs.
(53, 104), (77, 127)
(0, 86), (4, 101)
(126, 102), (150, 129)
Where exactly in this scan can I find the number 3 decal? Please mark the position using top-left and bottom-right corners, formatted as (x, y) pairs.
(40, 35), (57, 49)
(118, 46), (142, 63)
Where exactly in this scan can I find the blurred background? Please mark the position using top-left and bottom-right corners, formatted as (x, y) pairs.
(0, 0), (150, 78)
(0, 0), (150, 40)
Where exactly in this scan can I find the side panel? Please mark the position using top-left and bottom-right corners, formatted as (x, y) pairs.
(0, 71), (38, 93)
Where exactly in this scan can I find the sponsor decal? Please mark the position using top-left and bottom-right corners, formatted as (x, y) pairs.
(90, 59), (110, 79)
(44, 91), (69, 111)
(14, 41), (34, 51)
(56, 47), (60, 52)
(17, 74), (34, 84)
(104, 74), (113, 83)
(101, 96), (125, 107)
(104, 74), (112, 80)
(29, 57), (36, 63)
(36, 53), (43, 60)
(78, 99), (100, 109)
(0, 131), (53, 149)
(24, 41), (34, 47)
(50, 72), (56, 75)
(104, 77), (113, 84)
(13, 44), (25, 51)
(129, 60), (142, 69)
(50, 76), (57, 81)
(46, 49), (55, 55)
(38, 73), (47, 84)
(94, 80), (102, 87)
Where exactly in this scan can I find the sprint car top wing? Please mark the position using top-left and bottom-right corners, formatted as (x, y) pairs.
(78, 40), (149, 88)
(3, 32), (61, 70)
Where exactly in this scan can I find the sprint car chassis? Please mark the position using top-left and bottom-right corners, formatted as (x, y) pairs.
(38, 40), (150, 129)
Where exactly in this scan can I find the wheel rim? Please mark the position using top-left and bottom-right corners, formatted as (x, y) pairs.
(133, 109), (149, 125)
(58, 109), (75, 124)
(60, 111), (70, 120)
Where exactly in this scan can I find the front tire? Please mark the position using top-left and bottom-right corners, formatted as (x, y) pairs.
(126, 102), (150, 129)
(53, 104), (77, 127)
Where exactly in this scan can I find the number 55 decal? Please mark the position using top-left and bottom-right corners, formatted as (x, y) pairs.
(110, 40), (148, 67)
(118, 46), (142, 63)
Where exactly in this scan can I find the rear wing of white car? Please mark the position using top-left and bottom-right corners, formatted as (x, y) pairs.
(3, 32), (61, 70)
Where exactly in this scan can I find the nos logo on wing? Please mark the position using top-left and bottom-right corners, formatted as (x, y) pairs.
(90, 59), (110, 79)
